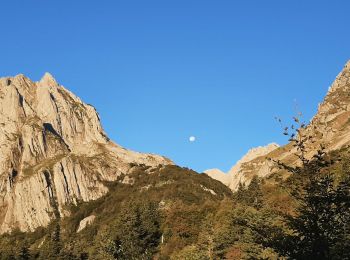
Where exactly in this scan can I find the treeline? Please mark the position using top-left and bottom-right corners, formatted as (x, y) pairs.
(1, 147), (350, 259)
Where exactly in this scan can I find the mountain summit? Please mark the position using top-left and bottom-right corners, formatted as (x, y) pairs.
(205, 143), (279, 190)
(207, 60), (350, 191)
(0, 74), (171, 233)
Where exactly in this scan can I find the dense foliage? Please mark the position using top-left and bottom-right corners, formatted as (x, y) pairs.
(0, 165), (233, 259)
(1, 131), (350, 259)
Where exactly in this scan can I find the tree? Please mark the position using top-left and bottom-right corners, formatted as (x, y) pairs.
(52, 222), (61, 256)
(245, 176), (264, 209)
(271, 115), (350, 259)
(234, 176), (263, 209)
(197, 214), (215, 260)
(102, 200), (162, 260)
(18, 246), (30, 260)
(283, 173), (350, 259)
(38, 221), (63, 259)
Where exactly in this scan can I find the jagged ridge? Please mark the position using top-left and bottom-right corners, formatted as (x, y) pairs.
(0, 73), (172, 233)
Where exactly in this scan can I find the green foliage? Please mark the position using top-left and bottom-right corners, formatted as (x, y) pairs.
(0, 165), (233, 259)
(170, 245), (207, 260)
(279, 173), (350, 259)
(234, 176), (264, 209)
(102, 201), (161, 260)
(270, 116), (350, 259)
(18, 246), (30, 260)
(209, 203), (281, 259)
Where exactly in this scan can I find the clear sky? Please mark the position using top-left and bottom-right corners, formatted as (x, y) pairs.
(1, 1), (350, 172)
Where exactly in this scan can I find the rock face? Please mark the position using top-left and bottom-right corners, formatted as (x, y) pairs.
(77, 215), (96, 233)
(0, 73), (172, 233)
(207, 60), (350, 191)
(204, 169), (230, 187)
(206, 143), (279, 191)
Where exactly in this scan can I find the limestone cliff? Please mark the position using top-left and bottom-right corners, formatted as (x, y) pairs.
(205, 143), (279, 191)
(204, 168), (230, 187)
(207, 60), (350, 191)
(0, 73), (172, 233)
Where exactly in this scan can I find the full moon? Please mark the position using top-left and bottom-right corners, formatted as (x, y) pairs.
(189, 136), (196, 142)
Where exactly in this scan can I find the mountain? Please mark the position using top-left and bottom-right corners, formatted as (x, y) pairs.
(206, 60), (350, 191)
(0, 73), (172, 234)
(204, 168), (230, 186)
(205, 143), (279, 191)
(1, 63), (349, 259)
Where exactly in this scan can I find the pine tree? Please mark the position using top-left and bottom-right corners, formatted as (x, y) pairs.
(52, 222), (62, 257)
(102, 200), (161, 260)
(18, 246), (30, 260)
(234, 177), (263, 209)
(246, 176), (263, 209)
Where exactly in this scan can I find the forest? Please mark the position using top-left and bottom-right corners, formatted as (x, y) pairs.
(1, 126), (350, 259)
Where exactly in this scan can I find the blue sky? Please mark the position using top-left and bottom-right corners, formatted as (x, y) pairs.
(1, 1), (350, 172)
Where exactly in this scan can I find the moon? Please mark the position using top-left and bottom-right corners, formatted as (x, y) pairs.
(189, 136), (196, 142)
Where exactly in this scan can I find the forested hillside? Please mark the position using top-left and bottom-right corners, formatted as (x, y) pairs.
(1, 140), (350, 259)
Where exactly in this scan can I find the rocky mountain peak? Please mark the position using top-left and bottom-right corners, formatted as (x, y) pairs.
(319, 60), (350, 107)
(206, 143), (279, 191)
(39, 72), (58, 86)
(204, 168), (230, 186)
(306, 60), (350, 150)
(0, 74), (172, 234)
(236, 143), (280, 166)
